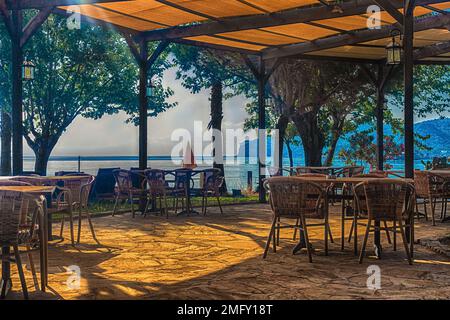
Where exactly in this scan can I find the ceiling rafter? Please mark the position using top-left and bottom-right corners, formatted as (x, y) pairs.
(6, 0), (131, 10)
(139, 0), (445, 42)
(262, 13), (450, 60)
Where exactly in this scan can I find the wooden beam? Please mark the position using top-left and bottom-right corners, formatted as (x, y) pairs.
(6, 0), (131, 10)
(262, 13), (450, 60)
(20, 7), (54, 47)
(0, 0), (12, 36)
(121, 31), (141, 63)
(148, 41), (170, 68)
(414, 40), (450, 60)
(373, 0), (404, 24)
(138, 39), (148, 171)
(139, 0), (444, 42)
(53, 7), (138, 35)
(173, 39), (260, 56)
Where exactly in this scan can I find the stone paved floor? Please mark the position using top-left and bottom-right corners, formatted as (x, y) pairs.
(4, 203), (450, 300)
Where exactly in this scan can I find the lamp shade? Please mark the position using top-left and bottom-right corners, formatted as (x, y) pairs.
(22, 60), (35, 81)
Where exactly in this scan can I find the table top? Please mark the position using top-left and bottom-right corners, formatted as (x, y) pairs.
(0, 185), (55, 194)
(429, 170), (450, 177)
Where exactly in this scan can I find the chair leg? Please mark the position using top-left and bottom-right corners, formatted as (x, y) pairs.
(13, 245), (29, 300)
(276, 217), (280, 246)
(423, 200), (428, 221)
(383, 220), (392, 244)
(130, 192), (135, 218)
(348, 220), (354, 242)
(68, 209), (75, 246)
(293, 218), (299, 240)
(60, 215), (65, 238)
(359, 219), (371, 264)
(353, 215), (358, 256)
(393, 219), (397, 251)
(398, 219), (413, 265)
(263, 218), (276, 259)
(26, 245), (38, 290)
(341, 205), (345, 251)
(410, 219), (415, 259)
(77, 206), (82, 244)
(430, 196), (436, 226)
(112, 195), (119, 216)
(328, 224), (334, 243)
(201, 195), (206, 215)
(87, 213), (99, 244)
(216, 196), (224, 215)
(272, 221), (277, 253)
(300, 215), (313, 263)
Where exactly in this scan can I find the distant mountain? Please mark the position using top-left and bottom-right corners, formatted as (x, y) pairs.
(238, 118), (450, 160)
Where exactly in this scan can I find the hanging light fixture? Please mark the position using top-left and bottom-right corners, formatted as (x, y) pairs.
(22, 60), (35, 81)
(146, 78), (155, 98)
(386, 29), (402, 65)
(265, 95), (274, 107)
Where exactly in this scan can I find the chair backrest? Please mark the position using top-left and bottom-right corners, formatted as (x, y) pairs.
(11, 176), (44, 186)
(144, 169), (166, 195)
(0, 190), (24, 244)
(367, 170), (389, 177)
(113, 169), (133, 193)
(264, 177), (324, 218)
(0, 180), (32, 186)
(414, 170), (430, 197)
(357, 179), (412, 220)
(174, 169), (192, 189)
(340, 166), (365, 177)
(79, 176), (95, 207)
(62, 176), (93, 204)
(91, 168), (119, 199)
(202, 168), (223, 193)
(55, 171), (86, 176)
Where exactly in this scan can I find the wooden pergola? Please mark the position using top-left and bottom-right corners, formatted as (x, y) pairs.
(1, 0), (450, 202)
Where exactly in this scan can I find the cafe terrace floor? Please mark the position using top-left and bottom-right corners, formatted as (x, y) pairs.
(5, 203), (450, 300)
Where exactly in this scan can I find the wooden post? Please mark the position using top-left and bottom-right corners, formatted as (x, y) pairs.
(404, 0), (415, 179)
(376, 64), (385, 171)
(11, 9), (23, 175)
(247, 170), (253, 192)
(138, 39), (148, 171)
(257, 58), (266, 203)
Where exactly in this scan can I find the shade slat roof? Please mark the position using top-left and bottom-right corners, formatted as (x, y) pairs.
(61, 0), (450, 63)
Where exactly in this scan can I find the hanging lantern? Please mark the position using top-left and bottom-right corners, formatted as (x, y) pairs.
(22, 60), (35, 81)
(146, 78), (155, 98)
(265, 95), (274, 107)
(386, 29), (402, 65)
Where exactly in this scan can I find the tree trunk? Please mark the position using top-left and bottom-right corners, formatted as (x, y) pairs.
(34, 146), (51, 176)
(0, 110), (12, 176)
(286, 142), (294, 169)
(292, 111), (325, 167)
(325, 130), (340, 166)
(276, 114), (289, 173)
(209, 80), (227, 194)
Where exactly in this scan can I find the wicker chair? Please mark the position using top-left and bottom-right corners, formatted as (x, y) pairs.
(74, 176), (98, 244)
(414, 170), (449, 225)
(112, 169), (147, 218)
(342, 171), (391, 252)
(263, 177), (331, 262)
(0, 190), (46, 299)
(168, 169), (193, 214)
(294, 174), (334, 243)
(37, 176), (92, 245)
(354, 180), (414, 265)
(143, 169), (170, 218)
(199, 168), (224, 216)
